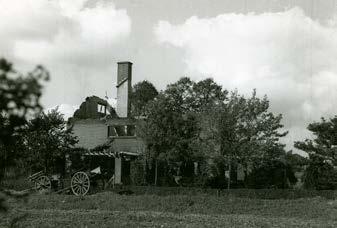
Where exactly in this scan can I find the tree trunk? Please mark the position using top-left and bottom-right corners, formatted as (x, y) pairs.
(154, 160), (158, 186)
(227, 157), (231, 190)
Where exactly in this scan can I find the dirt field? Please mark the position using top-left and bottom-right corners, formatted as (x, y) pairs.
(1, 192), (337, 227)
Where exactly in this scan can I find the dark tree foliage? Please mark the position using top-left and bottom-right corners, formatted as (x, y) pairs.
(164, 77), (227, 113)
(20, 109), (78, 174)
(138, 77), (228, 185)
(139, 77), (288, 187)
(302, 162), (337, 190)
(0, 58), (48, 212)
(191, 78), (227, 112)
(197, 89), (288, 188)
(223, 90), (288, 164)
(201, 156), (229, 189)
(295, 116), (337, 189)
(130, 80), (158, 117)
(0, 59), (49, 176)
(285, 152), (308, 172)
(138, 93), (200, 163)
(67, 147), (88, 173)
(246, 159), (297, 189)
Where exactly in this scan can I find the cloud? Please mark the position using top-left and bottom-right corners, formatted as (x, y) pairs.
(0, 0), (131, 65)
(154, 7), (337, 153)
(0, 0), (131, 113)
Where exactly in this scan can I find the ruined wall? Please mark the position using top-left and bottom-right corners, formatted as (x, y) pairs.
(72, 119), (107, 149)
(73, 96), (113, 119)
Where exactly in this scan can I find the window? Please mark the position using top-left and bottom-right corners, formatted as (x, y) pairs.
(108, 125), (136, 137)
(97, 104), (106, 114)
(107, 126), (117, 137)
(115, 125), (127, 136)
(127, 125), (136, 136)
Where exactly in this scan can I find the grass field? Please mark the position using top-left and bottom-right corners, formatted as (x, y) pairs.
(1, 191), (337, 227)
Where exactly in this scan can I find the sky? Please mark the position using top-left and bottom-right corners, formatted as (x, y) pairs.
(1, 0), (337, 154)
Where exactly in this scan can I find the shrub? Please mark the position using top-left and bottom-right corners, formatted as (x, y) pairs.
(246, 160), (297, 189)
(130, 158), (146, 185)
(303, 162), (337, 190)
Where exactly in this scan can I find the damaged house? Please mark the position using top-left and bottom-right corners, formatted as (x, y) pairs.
(68, 62), (145, 185)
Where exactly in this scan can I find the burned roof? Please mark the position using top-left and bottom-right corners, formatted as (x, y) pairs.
(72, 96), (117, 120)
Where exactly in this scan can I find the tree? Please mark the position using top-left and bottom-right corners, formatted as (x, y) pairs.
(0, 58), (48, 211)
(130, 80), (158, 117)
(20, 109), (78, 174)
(139, 77), (287, 188)
(246, 158), (297, 189)
(138, 93), (199, 185)
(295, 116), (337, 189)
(198, 90), (288, 188)
(164, 77), (228, 113)
(285, 152), (308, 172)
(0, 59), (49, 171)
(138, 77), (228, 185)
(192, 78), (227, 112)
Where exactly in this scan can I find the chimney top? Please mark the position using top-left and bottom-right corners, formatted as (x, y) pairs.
(117, 61), (133, 65)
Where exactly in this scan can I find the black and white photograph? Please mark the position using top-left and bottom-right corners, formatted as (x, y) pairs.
(1, 0), (337, 227)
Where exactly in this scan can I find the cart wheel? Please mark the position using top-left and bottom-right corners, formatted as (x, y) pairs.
(35, 175), (51, 193)
(71, 172), (90, 196)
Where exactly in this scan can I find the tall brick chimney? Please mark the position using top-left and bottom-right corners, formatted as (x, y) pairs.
(116, 61), (132, 118)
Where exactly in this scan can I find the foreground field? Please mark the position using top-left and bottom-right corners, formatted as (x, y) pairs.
(1, 192), (337, 227)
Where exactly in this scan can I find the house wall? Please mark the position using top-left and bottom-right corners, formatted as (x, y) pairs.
(72, 119), (107, 149)
(112, 137), (145, 154)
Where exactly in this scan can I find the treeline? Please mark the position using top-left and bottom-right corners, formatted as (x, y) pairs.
(131, 78), (337, 190)
(131, 78), (299, 189)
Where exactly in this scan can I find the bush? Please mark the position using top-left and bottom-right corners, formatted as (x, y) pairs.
(130, 158), (146, 185)
(197, 157), (231, 189)
(246, 160), (297, 189)
(303, 162), (337, 190)
(67, 148), (88, 173)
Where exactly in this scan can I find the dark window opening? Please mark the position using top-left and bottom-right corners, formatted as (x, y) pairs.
(107, 126), (117, 137)
(127, 125), (136, 136)
(108, 125), (136, 137)
(115, 125), (127, 136)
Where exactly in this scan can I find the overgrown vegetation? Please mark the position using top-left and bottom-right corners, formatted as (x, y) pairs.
(0, 58), (48, 211)
(137, 77), (292, 188)
(130, 80), (158, 118)
(19, 109), (78, 175)
(295, 116), (337, 189)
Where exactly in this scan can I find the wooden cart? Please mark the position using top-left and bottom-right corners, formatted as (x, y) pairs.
(27, 167), (107, 196)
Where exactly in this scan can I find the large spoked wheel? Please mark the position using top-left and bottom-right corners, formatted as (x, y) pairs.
(35, 175), (51, 193)
(71, 172), (90, 196)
